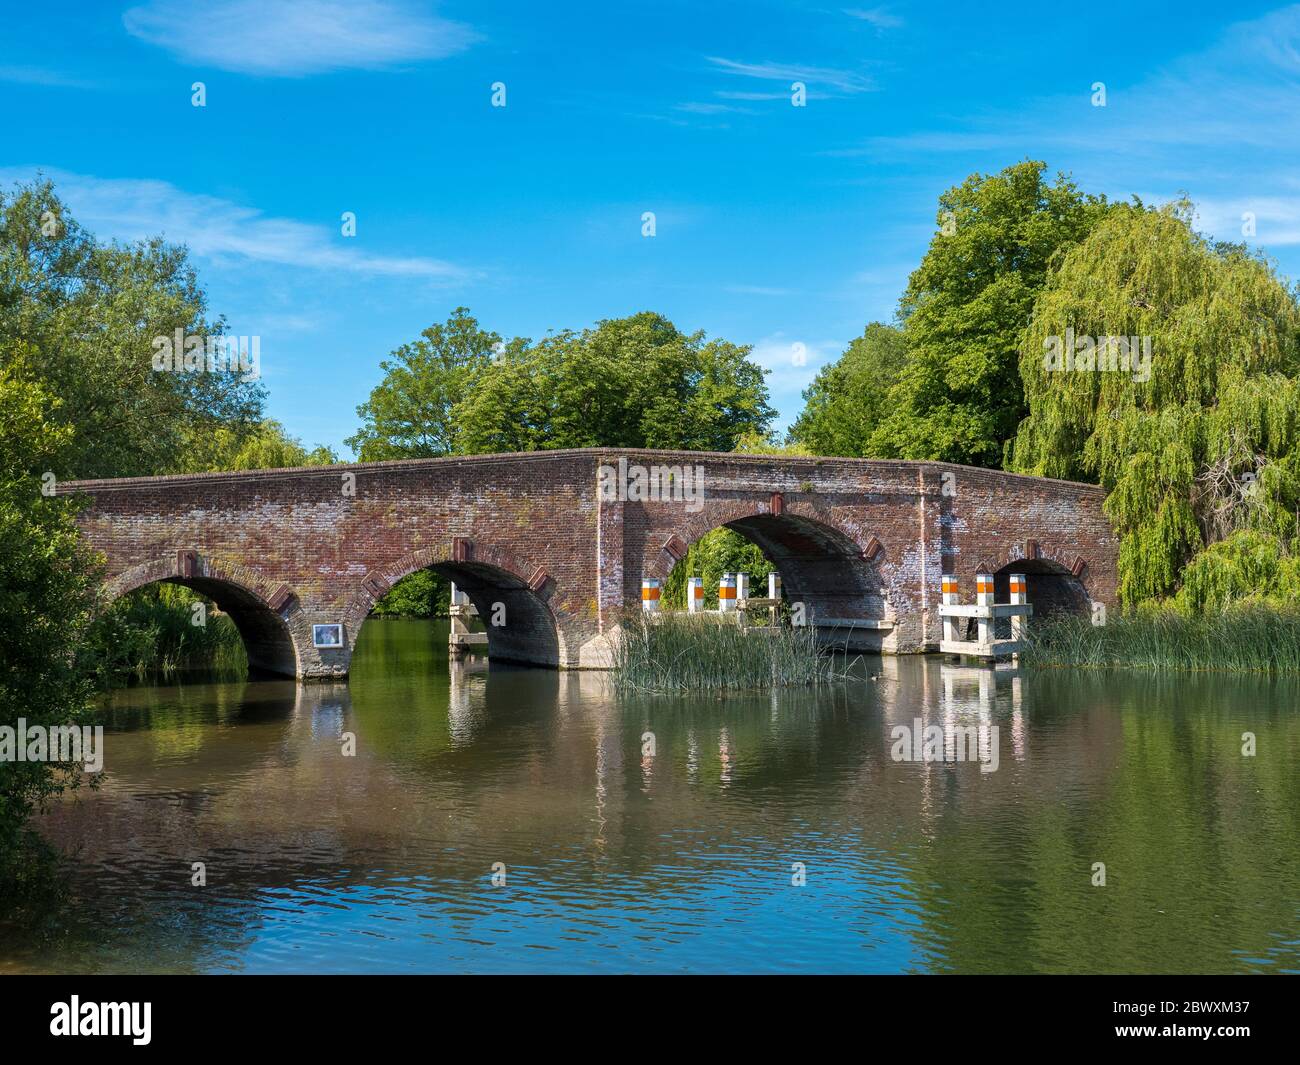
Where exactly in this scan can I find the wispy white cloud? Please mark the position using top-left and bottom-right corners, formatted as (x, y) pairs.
(0, 167), (473, 279)
(843, 7), (903, 30)
(706, 56), (876, 95)
(715, 90), (791, 102)
(726, 283), (798, 297)
(0, 65), (97, 89)
(844, 6), (1300, 158)
(675, 101), (755, 115)
(1190, 194), (1300, 247)
(122, 0), (480, 76)
(748, 332), (843, 393)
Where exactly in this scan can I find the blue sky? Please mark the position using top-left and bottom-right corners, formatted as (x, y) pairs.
(5, 0), (1300, 455)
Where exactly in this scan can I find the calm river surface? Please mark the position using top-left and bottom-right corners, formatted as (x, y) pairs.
(4, 619), (1298, 974)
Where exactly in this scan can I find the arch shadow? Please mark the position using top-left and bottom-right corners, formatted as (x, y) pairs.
(103, 555), (302, 678)
(992, 558), (1091, 620)
(648, 505), (896, 651)
(345, 543), (565, 668)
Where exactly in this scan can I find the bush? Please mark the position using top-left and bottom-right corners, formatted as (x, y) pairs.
(81, 584), (247, 685)
(370, 569), (450, 617)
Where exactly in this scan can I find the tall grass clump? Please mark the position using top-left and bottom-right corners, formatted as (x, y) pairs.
(613, 611), (853, 692)
(1021, 603), (1300, 675)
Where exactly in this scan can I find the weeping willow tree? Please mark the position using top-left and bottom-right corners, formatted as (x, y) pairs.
(1009, 201), (1300, 607)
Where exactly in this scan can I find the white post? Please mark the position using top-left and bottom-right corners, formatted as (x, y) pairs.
(975, 572), (993, 651)
(641, 578), (660, 613)
(1009, 572), (1026, 659)
(449, 581), (469, 655)
(768, 571), (782, 624)
(718, 573), (737, 613)
(687, 576), (703, 613)
(941, 575), (959, 646)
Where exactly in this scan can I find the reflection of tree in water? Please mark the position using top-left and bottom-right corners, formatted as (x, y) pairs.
(10, 627), (1300, 973)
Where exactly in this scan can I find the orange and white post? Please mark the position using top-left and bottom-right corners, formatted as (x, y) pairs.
(718, 573), (737, 613)
(641, 578), (661, 613)
(687, 576), (703, 613)
(941, 575), (959, 645)
(1009, 573), (1027, 650)
(975, 572), (994, 649)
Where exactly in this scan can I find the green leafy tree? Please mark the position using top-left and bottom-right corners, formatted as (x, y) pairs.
(0, 356), (100, 887)
(733, 429), (813, 456)
(1009, 203), (1300, 606)
(0, 179), (266, 479)
(453, 312), (773, 454)
(346, 307), (499, 461)
(664, 529), (773, 610)
(789, 323), (906, 455)
(179, 419), (337, 472)
(870, 162), (1110, 466)
(371, 569), (450, 617)
(1174, 531), (1300, 613)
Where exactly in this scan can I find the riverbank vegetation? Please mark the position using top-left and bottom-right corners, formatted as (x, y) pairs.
(82, 585), (247, 685)
(1024, 605), (1300, 675)
(613, 612), (852, 693)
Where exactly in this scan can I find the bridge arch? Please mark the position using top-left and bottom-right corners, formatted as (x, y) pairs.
(101, 554), (303, 677)
(645, 501), (902, 649)
(990, 558), (1091, 620)
(978, 544), (1094, 619)
(344, 541), (568, 668)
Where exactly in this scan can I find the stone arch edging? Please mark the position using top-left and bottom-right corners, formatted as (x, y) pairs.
(99, 551), (306, 676)
(341, 539), (569, 663)
(103, 551), (300, 613)
(974, 542), (1091, 583)
(643, 498), (903, 612)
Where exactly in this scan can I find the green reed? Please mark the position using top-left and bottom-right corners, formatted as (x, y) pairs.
(612, 611), (855, 692)
(1021, 604), (1300, 675)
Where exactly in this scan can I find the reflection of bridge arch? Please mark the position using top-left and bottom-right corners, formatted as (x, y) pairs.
(344, 541), (567, 668)
(103, 553), (303, 677)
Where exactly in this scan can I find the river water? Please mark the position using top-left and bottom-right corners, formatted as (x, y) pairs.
(4, 619), (1297, 973)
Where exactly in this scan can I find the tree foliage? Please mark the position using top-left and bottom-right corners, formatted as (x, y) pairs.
(371, 569), (450, 617)
(1009, 203), (1300, 605)
(352, 309), (774, 458)
(178, 419), (337, 472)
(664, 530), (774, 610)
(788, 322), (905, 455)
(346, 307), (498, 461)
(0, 179), (267, 479)
(868, 161), (1110, 466)
(0, 358), (99, 883)
(1174, 531), (1300, 613)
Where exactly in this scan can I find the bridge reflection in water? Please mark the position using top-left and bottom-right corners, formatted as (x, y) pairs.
(10, 619), (1298, 975)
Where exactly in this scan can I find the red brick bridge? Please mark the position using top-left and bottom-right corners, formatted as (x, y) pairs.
(61, 449), (1119, 678)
